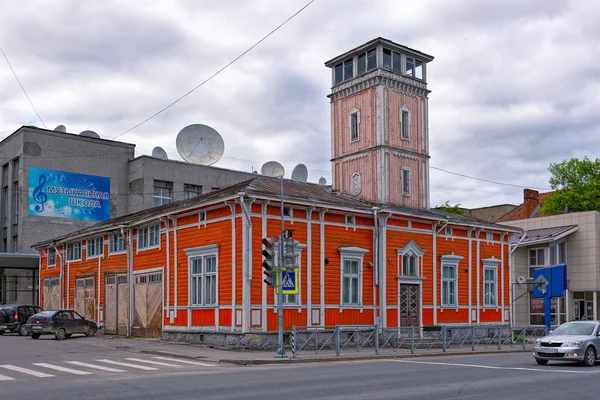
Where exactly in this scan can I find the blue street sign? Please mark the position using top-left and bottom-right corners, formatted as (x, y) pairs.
(533, 265), (567, 329)
(277, 267), (298, 295)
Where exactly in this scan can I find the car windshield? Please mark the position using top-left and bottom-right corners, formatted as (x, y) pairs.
(34, 311), (56, 317)
(551, 322), (596, 336)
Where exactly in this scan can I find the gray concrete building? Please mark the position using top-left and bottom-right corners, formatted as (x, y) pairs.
(0, 125), (256, 304)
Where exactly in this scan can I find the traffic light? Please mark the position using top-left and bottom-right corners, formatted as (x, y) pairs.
(284, 237), (298, 268)
(262, 237), (276, 287)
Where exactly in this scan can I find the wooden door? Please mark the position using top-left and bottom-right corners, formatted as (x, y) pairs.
(42, 277), (60, 310)
(75, 277), (95, 321)
(105, 274), (129, 335)
(133, 272), (162, 337)
(400, 284), (419, 327)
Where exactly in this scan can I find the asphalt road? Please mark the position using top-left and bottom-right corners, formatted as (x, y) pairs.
(1, 333), (599, 399)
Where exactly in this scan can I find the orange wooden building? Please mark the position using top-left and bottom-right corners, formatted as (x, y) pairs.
(34, 38), (520, 345)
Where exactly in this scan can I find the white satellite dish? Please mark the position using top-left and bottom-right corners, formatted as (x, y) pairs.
(261, 161), (285, 177)
(176, 124), (224, 165)
(80, 130), (100, 138)
(318, 176), (327, 185)
(152, 146), (168, 160)
(54, 125), (66, 132)
(291, 164), (308, 182)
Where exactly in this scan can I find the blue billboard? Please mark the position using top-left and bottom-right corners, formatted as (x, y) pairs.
(28, 167), (111, 221)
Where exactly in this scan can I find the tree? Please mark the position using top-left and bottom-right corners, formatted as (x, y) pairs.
(436, 201), (464, 215)
(541, 157), (600, 215)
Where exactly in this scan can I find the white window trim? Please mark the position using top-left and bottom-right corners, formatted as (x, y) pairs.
(137, 224), (161, 252)
(47, 248), (56, 267)
(445, 227), (453, 236)
(108, 233), (127, 255)
(482, 257), (500, 308)
(339, 247), (368, 309)
(401, 167), (411, 196)
(351, 172), (361, 195)
(66, 241), (82, 262)
(397, 241), (425, 278)
(345, 215), (356, 225)
(185, 244), (219, 308)
(349, 108), (360, 143)
(440, 254), (463, 309)
(86, 236), (104, 260)
(400, 105), (411, 141)
(282, 207), (293, 219)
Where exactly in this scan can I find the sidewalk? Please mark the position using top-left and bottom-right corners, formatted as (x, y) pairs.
(89, 335), (532, 365)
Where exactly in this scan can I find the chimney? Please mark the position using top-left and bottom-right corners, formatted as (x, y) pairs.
(523, 189), (539, 218)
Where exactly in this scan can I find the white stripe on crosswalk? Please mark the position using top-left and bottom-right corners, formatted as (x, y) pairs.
(152, 356), (215, 367)
(65, 361), (126, 373)
(124, 358), (182, 367)
(0, 365), (54, 378)
(96, 359), (158, 371)
(0, 374), (15, 381)
(33, 363), (92, 375)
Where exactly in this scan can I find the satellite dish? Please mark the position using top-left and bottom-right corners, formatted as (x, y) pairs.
(176, 124), (224, 165)
(291, 164), (308, 182)
(80, 130), (100, 138)
(152, 146), (168, 160)
(54, 125), (66, 132)
(318, 177), (327, 185)
(261, 161), (285, 177)
(517, 276), (526, 284)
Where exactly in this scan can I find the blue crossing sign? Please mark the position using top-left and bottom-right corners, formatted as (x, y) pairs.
(277, 267), (298, 295)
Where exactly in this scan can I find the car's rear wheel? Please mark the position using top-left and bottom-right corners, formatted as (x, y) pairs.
(18, 323), (28, 336)
(55, 328), (66, 340)
(0, 330), (4, 336)
(583, 346), (596, 367)
(85, 326), (97, 337)
(535, 359), (548, 365)
(31, 333), (40, 339)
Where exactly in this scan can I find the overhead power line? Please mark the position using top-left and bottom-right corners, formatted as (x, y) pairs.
(112, 0), (316, 140)
(429, 166), (550, 191)
(0, 45), (47, 129)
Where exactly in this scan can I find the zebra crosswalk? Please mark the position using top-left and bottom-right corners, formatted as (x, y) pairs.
(0, 356), (216, 382)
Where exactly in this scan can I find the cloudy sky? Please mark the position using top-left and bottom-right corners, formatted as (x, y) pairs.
(1, 0), (599, 209)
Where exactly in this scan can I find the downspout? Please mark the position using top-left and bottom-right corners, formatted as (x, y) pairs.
(228, 202), (237, 331)
(53, 245), (62, 308)
(306, 206), (315, 326)
(168, 216), (178, 320)
(319, 209), (327, 326)
(97, 256), (101, 325)
(160, 217), (171, 324)
(433, 221), (448, 325)
(238, 193), (252, 333)
(475, 228), (482, 325)
(373, 207), (379, 326)
(509, 232), (526, 327)
(119, 226), (131, 337)
(468, 228), (474, 325)
(38, 251), (42, 306)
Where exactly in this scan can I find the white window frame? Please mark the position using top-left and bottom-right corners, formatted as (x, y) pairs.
(397, 241), (425, 278)
(528, 247), (546, 278)
(185, 244), (219, 307)
(138, 224), (160, 251)
(486, 232), (493, 242)
(66, 242), (82, 261)
(345, 215), (356, 225)
(401, 167), (411, 196)
(482, 257), (501, 308)
(445, 227), (453, 236)
(549, 241), (567, 266)
(153, 181), (172, 206)
(351, 172), (361, 195)
(108, 233), (126, 254)
(47, 248), (56, 267)
(183, 183), (202, 200)
(86, 236), (104, 259)
(349, 109), (360, 143)
(339, 247), (368, 307)
(283, 207), (293, 218)
(440, 254), (463, 308)
(400, 105), (411, 140)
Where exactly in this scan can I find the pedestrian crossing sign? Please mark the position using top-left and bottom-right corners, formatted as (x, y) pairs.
(276, 267), (298, 294)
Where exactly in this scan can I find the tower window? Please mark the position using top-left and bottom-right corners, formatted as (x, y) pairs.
(344, 59), (353, 81)
(383, 48), (402, 71)
(402, 168), (411, 196)
(334, 63), (343, 84)
(406, 57), (415, 77)
(367, 49), (376, 70)
(401, 110), (410, 140)
(334, 59), (355, 84)
(357, 49), (377, 75)
(383, 49), (392, 69)
(349, 110), (360, 142)
(351, 173), (361, 195)
(415, 60), (423, 79)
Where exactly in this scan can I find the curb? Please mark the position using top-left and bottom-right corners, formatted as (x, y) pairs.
(139, 350), (211, 361)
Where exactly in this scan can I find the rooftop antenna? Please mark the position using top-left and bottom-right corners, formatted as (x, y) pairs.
(318, 176), (327, 185)
(261, 161), (285, 177)
(176, 124), (224, 165)
(151, 146), (168, 160)
(80, 130), (100, 138)
(54, 125), (66, 132)
(291, 164), (308, 182)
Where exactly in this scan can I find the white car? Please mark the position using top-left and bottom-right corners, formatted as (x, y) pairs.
(532, 321), (600, 367)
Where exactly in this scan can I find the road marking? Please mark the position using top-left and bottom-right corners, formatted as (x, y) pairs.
(33, 363), (92, 375)
(65, 361), (126, 373)
(96, 359), (158, 371)
(391, 360), (594, 374)
(152, 356), (215, 367)
(0, 365), (54, 378)
(124, 358), (182, 368)
(0, 374), (15, 381)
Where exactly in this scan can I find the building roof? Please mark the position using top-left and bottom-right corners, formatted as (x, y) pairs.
(32, 176), (520, 249)
(496, 191), (555, 222)
(509, 225), (579, 247)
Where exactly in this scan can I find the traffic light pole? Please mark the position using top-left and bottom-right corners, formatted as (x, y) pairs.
(275, 175), (287, 358)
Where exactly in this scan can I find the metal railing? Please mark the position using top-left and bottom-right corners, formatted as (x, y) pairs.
(291, 325), (548, 358)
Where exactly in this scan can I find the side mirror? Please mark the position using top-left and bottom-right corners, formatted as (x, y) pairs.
(596, 332), (600, 336)
(548, 330), (553, 334)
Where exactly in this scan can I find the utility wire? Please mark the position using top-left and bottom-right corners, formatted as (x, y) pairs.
(429, 166), (550, 191)
(0, 45), (47, 129)
(112, 0), (316, 140)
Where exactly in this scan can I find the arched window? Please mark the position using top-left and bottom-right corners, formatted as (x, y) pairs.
(351, 173), (361, 195)
(402, 253), (417, 276)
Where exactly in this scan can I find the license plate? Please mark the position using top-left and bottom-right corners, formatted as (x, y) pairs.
(31, 326), (42, 330)
(544, 348), (558, 353)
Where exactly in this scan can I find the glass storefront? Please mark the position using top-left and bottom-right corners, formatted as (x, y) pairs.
(0, 267), (39, 305)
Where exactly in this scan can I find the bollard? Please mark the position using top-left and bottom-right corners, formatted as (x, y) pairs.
(497, 326), (502, 350)
(375, 326), (379, 355)
(522, 327), (526, 350)
(291, 326), (297, 358)
(335, 325), (341, 356)
(442, 326), (447, 352)
(471, 325), (475, 352)
(410, 327), (415, 354)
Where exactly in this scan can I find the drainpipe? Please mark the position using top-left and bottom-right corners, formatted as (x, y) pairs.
(97, 256), (101, 325)
(53, 245), (62, 308)
(319, 209), (328, 326)
(119, 226), (131, 337)
(433, 221), (448, 325)
(237, 192), (252, 333)
(373, 207), (380, 326)
(160, 217), (171, 324)
(475, 228), (482, 325)
(306, 205), (315, 326)
(168, 216), (178, 320)
(468, 228), (474, 325)
(509, 232), (526, 327)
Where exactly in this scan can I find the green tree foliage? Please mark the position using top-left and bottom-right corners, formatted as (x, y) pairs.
(436, 201), (465, 215)
(541, 157), (600, 215)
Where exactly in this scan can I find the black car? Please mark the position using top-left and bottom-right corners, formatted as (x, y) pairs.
(0, 305), (43, 336)
(25, 310), (98, 340)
